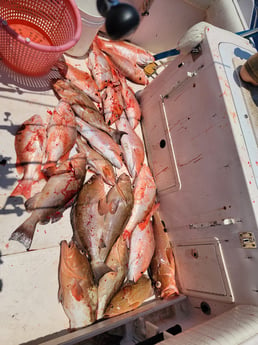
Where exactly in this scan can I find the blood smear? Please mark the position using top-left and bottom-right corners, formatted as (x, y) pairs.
(9, 22), (52, 46)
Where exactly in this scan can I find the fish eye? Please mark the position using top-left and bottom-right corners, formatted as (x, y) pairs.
(155, 281), (162, 288)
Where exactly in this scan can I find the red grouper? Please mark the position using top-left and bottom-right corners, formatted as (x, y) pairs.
(104, 275), (153, 318)
(99, 173), (134, 263)
(97, 234), (129, 320)
(58, 240), (97, 329)
(149, 211), (179, 299)
(71, 174), (111, 282)
(9, 153), (86, 250)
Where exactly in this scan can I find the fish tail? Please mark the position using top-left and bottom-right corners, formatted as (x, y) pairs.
(102, 166), (116, 186)
(42, 159), (57, 170)
(122, 229), (131, 241)
(110, 128), (127, 145)
(128, 118), (140, 130)
(9, 215), (37, 250)
(122, 230), (132, 249)
(42, 166), (57, 178)
(161, 285), (179, 299)
(92, 262), (113, 283)
(10, 179), (33, 200)
(94, 35), (103, 49)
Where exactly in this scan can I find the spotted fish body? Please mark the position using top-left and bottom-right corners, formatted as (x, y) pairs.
(97, 235), (129, 320)
(99, 173), (133, 263)
(71, 174), (110, 282)
(104, 275), (153, 318)
(58, 240), (97, 329)
(150, 211), (179, 299)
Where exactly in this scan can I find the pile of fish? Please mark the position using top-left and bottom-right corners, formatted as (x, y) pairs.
(9, 35), (178, 330)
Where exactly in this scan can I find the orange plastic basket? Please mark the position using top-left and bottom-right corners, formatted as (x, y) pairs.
(0, 0), (82, 76)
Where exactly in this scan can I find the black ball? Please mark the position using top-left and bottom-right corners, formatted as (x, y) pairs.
(105, 3), (140, 40)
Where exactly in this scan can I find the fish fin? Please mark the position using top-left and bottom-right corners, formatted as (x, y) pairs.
(110, 129), (127, 145)
(70, 154), (87, 179)
(41, 161), (58, 174)
(115, 180), (129, 204)
(98, 198), (109, 216)
(102, 166), (116, 186)
(59, 151), (71, 164)
(42, 164), (58, 178)
(128, 117), (140, 130)
(10, 179), (33, 200)
(39, 218), (51, 225)
(71, 281), (84, 301)
(122, 229), (131, 244)
(51, 210), (64, 223)
(15, 157), (24, 176)
(149, 202), (160, 219)
(43, 158), (75, 177)
(108, 199), (120, 215)
(52, 196), (76, 224)
(161, 286), (179, 299)
(138, 203), (160, 231)
(58, 285), (63, 303)
(129, 301), (141, 310)
(24, 193), (40, 212)
(9, 215), (37, 250)
(92, 262), (113, 283)
(166, 246), (175, 265)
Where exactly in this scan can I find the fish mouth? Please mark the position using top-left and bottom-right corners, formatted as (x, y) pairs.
(60, 240), (80, 276)
(60, 240), (76, 257)
(60, 240), (89, 280)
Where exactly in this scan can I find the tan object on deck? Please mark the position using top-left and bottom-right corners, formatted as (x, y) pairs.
(240, 52), (258, 86)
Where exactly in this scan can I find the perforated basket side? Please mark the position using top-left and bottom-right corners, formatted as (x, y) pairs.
(0, 0), (81, 76)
